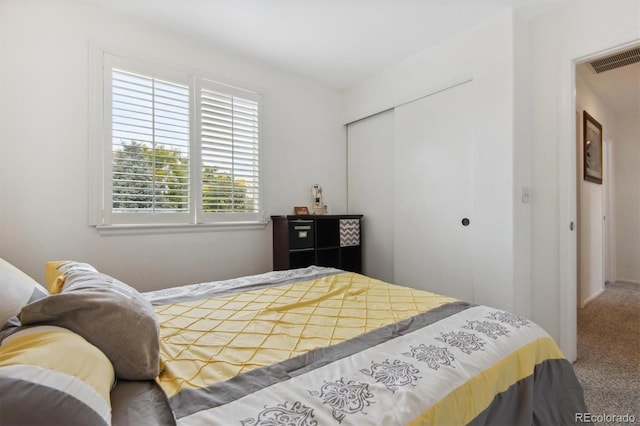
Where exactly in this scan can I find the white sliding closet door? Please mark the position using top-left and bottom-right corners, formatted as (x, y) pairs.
(393, 82), (474, 301)
(347, 109), (394, 283)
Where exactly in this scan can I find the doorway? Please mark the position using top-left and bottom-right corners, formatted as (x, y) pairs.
(569, 44), (640, 361)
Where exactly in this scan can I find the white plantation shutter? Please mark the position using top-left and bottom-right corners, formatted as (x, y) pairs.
(111, 68), (190, 218)
(200, 80), (261, 221)
(98, 52), (263, 227)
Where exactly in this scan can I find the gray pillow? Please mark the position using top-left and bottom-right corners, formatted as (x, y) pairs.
(20, 270), (160, 380)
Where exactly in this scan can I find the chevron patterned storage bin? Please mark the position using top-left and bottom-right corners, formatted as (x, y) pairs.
(339, 219), (360, 247)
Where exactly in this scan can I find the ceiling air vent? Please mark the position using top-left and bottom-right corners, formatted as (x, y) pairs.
(590, 47), (640, 73)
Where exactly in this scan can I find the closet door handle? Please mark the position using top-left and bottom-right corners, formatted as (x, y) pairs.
(461, 218), (470, 226)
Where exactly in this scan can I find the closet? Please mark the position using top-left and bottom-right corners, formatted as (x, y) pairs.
(347, 81), (475, 301)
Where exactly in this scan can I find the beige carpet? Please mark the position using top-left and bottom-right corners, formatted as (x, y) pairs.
(574, 282), (640, 425)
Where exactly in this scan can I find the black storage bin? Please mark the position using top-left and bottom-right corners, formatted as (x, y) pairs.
(288, 220), (314, 249)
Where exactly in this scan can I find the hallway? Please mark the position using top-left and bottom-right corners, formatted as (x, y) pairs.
(574, 282), (640, 424)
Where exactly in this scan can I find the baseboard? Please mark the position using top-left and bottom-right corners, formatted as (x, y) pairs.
(615, 279), (640, 285)
(580, 287), (605, 308)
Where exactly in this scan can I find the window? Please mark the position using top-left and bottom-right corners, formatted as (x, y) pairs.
(199, 80), (261, 222)
(93, 52), (264, 229)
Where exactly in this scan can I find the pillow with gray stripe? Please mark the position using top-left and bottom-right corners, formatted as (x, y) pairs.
(20, 269), (160, 380)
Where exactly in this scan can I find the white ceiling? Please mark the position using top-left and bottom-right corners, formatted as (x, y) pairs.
(577, 60), (640, 118)
(80, 0), (574, 89)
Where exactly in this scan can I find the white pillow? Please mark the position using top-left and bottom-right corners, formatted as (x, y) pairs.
(0, 258), (48, 325)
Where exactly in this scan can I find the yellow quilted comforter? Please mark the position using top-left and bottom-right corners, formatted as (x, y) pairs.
(155, 272), (457, 398)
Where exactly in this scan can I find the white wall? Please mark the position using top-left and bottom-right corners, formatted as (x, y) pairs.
(575, 72), (616, 306)
(614, 111), (640, 283)
(512, 11), (532, 318)
(529, 0), (639, 359)
(0, 0), (346, 291)
(344, 12), (518, 313)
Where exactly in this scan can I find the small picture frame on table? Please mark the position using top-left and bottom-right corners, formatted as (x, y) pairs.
(294, 206), (310, 215)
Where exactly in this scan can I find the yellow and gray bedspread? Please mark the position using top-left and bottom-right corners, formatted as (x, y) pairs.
(145, 267), (587, 425)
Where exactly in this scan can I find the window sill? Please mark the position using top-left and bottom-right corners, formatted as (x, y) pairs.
(95, 221), (269, 236)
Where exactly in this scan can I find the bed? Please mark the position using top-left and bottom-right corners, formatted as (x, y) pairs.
(0, 259), (588, 425)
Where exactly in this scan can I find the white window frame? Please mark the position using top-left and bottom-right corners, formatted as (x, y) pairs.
(89, 48), (266, 234)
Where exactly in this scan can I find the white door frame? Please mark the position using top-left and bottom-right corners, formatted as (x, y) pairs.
(603, 135), (616, 286)
(559, 40), (638, 362)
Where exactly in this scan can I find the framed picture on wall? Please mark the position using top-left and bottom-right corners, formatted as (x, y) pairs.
(583, 111), (603, 184)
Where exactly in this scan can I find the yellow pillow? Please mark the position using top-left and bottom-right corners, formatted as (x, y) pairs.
(45, 261), (98, 294)
(45, 260), (71, 294)
(0, 325), (115, 425)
